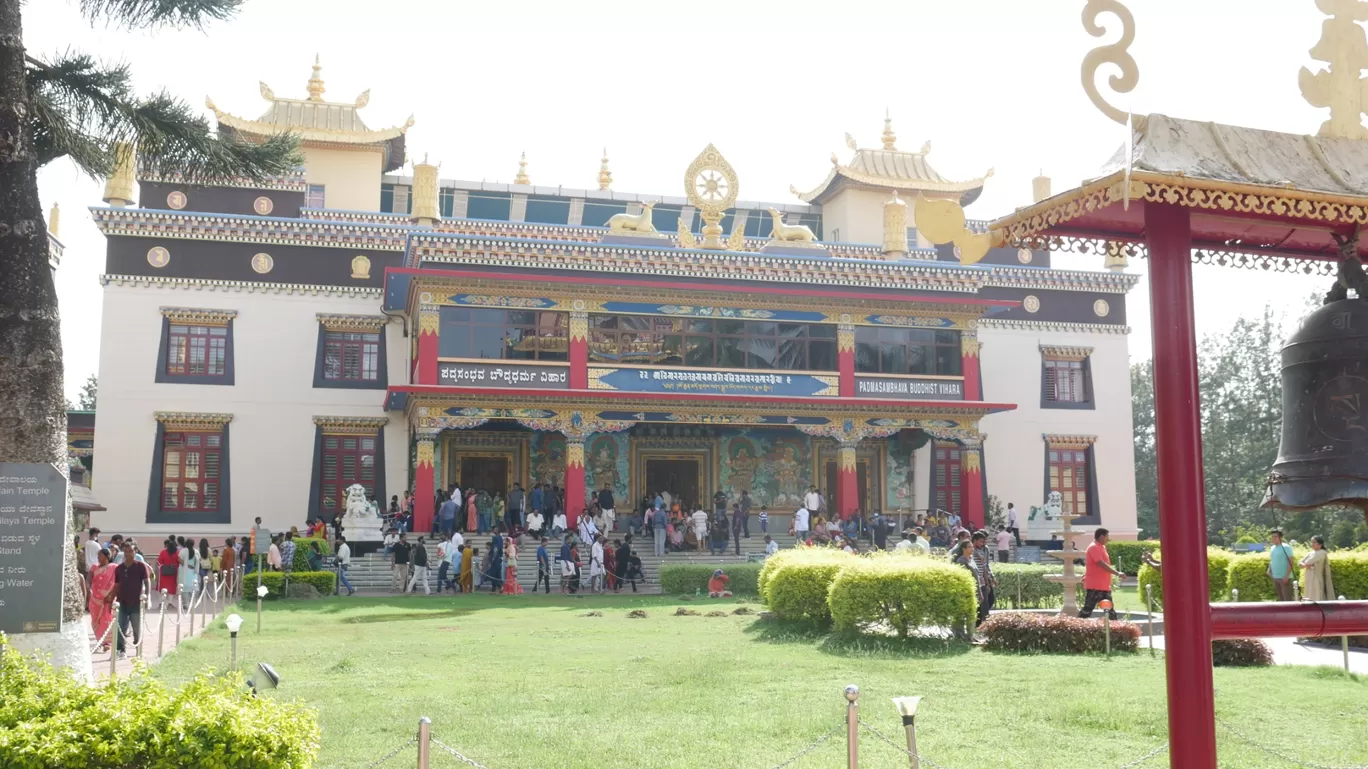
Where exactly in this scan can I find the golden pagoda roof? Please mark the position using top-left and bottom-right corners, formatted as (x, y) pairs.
(206, 57), (414, 149)
(794, 115), (992, 204)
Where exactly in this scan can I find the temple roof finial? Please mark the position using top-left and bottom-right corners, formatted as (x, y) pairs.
(514, 151), (530, 185)
(881, 109), (897, 151)
(598, 147), (612, 191)
(307, 54), (325, 101)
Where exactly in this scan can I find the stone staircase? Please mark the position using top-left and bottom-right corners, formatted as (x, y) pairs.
(341, 529), (804, 594)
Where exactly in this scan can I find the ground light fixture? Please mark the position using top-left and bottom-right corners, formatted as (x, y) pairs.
(256, 583), (268, 632)
(891, 696), (923, 769)
(224, 613), (244, 669)
(248, 662), (280, 696)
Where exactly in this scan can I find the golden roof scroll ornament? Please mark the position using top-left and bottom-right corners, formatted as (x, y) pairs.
(1299, 0), (1368, 139)
(1081, 0), (1139, 126)
(683, 144), (741, 250)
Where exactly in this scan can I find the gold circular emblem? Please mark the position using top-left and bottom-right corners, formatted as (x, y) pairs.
(1093, 299), (1111, 318)
(147, 246), (170, 268)
(166, 191), (187, 210)
(1023, 295), (1041, 314)
(419, 292), (434, 304)
(351, 255), (372, 279)
(251, 252), (274, 274)
(253, 196), (274, 215)
(572, 299), (587, 311)
(1018, 248), (1033, 264)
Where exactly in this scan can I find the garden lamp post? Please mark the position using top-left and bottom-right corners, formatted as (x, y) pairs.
(891, 696), (923, 769)
(844, 685), (859, 769)
(256, 584), (268, 632)
(225, 613), (244, 669)
(1099, 599), (1114, 657)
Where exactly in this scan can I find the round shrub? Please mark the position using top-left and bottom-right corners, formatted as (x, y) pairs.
(827, 559), (976, 637)
(757, 548), (803, 604)
(0, 639), (320, 769)
(1135, 548), (1232, 609)
(1211, 638), (1274, 667)
(763, 549), (853, 622)
(980, 612), (1140, 654)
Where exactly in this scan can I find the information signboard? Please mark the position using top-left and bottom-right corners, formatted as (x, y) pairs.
(0, 463), (68, 634)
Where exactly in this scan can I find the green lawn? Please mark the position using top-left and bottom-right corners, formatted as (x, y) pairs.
(155, 595), (1367, 769)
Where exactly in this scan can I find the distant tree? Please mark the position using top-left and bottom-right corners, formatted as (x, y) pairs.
(76, 374), (96, 411)
(0, 0), (298, 674)
(1131, 359), (1158, 538)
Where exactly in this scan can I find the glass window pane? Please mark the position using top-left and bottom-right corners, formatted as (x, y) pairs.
(809, 340), (836, 371)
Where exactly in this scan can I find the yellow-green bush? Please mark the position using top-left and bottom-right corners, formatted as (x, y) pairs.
(1227, 553), (1298, 602)
(827, 559), (976, 637)
(757, 548), (803, 604)
(763, 549), (853, 623)
(1105, 540), (1160, 576)
(257, 570), (336, 599)
(1328, 552), (1368, 599)
(1135, 548), (1232, 609)
(0, 639), (320, 769)
(994, 564), (1071, 609)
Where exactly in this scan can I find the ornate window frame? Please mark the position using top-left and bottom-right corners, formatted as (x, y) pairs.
(146, 412), (233, 524)
(1042, 434), (1100, 527)
(307, 416), (389, 520)
(1040, 344), (1095, 410)
(313, 314), (388, 390)
(155, 307), (237, 385)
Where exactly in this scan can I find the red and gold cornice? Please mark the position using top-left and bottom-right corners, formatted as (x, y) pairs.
(1040, 344), (1094, 362)
(160, 306), (237, 326)
(417, 306), (440, 336)
(313, 415), (388, 435)
(317, 313), (387, 333)
(155, 411), (233, 431)
(91, 207), (408, 251)
(1044, 434), (1097, 450)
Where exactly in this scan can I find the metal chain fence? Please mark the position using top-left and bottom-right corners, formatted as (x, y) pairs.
(1216, 717), (1368, 769)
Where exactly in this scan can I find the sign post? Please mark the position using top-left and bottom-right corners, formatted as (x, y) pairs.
(0, 463), (68, 635)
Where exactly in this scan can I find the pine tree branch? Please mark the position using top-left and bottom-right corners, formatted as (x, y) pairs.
(79, 0), (243, 30)
(26, 50), (301, 183)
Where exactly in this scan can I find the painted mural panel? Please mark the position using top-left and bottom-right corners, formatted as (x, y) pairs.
(717, 429), (812, 509)
(884, 437), (915, 514)
(584, 432), (630, 508)
(529, 432), (567, 489)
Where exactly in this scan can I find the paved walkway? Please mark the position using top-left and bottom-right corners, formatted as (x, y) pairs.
(89, 588), (238, 682)
(1140, 635), (1368, 673)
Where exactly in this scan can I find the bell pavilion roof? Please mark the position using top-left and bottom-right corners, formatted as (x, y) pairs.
(206, 56), (413, 172)
(794, 114), (993, 205)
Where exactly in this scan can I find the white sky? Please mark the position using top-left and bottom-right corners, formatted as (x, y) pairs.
(27, 0), (1340, 401)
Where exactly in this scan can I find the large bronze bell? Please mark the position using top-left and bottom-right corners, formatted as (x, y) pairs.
(1263, 298), (1368, 520)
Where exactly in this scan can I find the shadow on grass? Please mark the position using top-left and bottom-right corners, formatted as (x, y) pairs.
(240, 593), (729, 619)
(743, 616), (972, 659)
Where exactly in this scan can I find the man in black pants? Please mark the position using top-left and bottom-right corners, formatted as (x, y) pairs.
(616, 536), (637, 593)
(534, 537), (552, 593)
(970, 530), (997, 627)
(113, 541), (148, 658)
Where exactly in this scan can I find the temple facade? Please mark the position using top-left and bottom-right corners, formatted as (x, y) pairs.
(85, 62), (1140, 540)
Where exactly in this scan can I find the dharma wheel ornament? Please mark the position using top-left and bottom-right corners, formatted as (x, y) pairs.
(1264, 231), (1368, 523)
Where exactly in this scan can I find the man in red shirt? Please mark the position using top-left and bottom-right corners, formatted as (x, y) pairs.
(1080, 527), (1125, 620)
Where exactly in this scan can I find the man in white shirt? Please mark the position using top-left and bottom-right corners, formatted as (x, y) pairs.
(803, 487), (821, 515)
(383, 529), (399, 555)
(450, 530), (464, 549)
(793, 506), (810, 540)
(83, 527), (103, 569)
(914, 528), (932, 555)
(552, 511), (567, 536)
(895, 531), (915, 551)
(578, 513), (599, 547)
(336, 536), (354, 596)
(691, 508), (709, 550)
(1006, 503), (1020, 545)
(995, 529), (1013, 563)
(764, 535), (779, 556)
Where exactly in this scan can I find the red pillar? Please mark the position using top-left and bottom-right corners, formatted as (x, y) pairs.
(961, 330), (981, 401)
(569, 311), (588, 389)
(838, 323), (855, 397)
(414, 435), (436, 533)
(961, 441), (984, 529)
(1146, 203), (1217, 769)
(837, 443), (859, 519)
(564, 433), (585, 528)
(417, 308), (439, 385)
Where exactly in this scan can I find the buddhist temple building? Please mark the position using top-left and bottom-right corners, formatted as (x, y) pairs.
(86, 61), (1140, 544)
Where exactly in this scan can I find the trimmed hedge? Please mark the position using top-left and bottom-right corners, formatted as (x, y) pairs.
(1105, 540), (1160, 576)
(0, 640), (320, 768)
(763, 549), (854, 623)
(1211, 639), (1274, 667)
(827, 559), (976, 637)
(757, 548), (804, 604)
(256, 570), (336, 599)
(995, 564), (1070, 609)
(1227, 553), (1299, 602)
(660, 563), (761, 596)
(1134, 548), (1232, 609)
(980, 612), (1140, 654)
(1329, 552), (1368, 599)
(291, 537), (331, 573)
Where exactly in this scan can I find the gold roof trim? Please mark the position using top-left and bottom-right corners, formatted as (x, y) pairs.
(155, 411), (234, 432)
(206, 58), (413, 146)
(1039, 344), (1094, 361)
(160, 307), (238, 326)
(794, 119), (991, 204)
(1044, 434), (1097, 449)
(317, 313), (387, 333)
(313, 415), (388, 435)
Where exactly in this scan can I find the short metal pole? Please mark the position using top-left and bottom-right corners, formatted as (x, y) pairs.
(417, 717), (432, 769)
(1231, 588), (1239, 603)
(845, 685), (859, 769)
(1293, 580), (1301, 602)
(256, 596), (263, 633)
(137, 591), (147, 660)
(203, 575), (211, 629)
(108, 601), (120, 683)
(175, 596), (183, 646)
(892, 697), (922, 769)
(1104, 612), (1111, 657)
(157, 589), (167, 658)
(1145, 584), (1155, 658)
(230, 631), (238, 671)
(1341, 595), (1351, 673)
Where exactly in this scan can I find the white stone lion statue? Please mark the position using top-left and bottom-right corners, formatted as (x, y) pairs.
(344, 484), (371, 519)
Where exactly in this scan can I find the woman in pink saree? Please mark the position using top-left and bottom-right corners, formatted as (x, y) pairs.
(88, 548), (117, 651)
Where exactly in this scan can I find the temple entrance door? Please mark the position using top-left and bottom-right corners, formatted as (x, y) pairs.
(643, 458), (700, 512)
(824, 460), (871, 516)
(460, 457), (510, 496)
